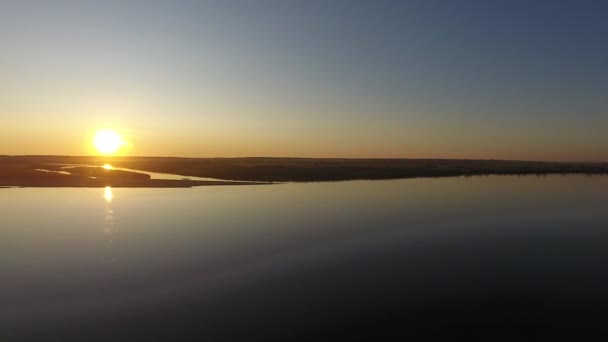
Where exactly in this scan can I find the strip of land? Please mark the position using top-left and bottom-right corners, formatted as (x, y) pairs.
(1, 155), (607, 187)
(0, 156), (267, 187)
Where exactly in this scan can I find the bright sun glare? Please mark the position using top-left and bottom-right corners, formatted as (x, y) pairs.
(93, 130), (124, 155)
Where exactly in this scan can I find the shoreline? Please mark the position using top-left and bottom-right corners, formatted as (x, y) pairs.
(3, 172), (608, 188)
(0, 178), (270, 188)
(2, 156), (608, 187)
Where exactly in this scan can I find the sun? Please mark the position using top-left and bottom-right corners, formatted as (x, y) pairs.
(93, 129), (124, 155)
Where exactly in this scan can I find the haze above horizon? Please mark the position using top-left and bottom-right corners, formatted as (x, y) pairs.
(2, 1), (607, 161)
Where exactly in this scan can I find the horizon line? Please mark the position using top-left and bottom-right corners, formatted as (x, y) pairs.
(1, 154), (606, 164)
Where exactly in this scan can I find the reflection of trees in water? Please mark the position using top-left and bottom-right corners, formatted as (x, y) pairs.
(103, 186), (114, 235)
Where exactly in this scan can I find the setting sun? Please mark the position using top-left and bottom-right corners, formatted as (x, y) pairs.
(93, 130), (124, 155)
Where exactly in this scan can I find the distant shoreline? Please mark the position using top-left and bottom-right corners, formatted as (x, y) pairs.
(1, 155), (608, 187)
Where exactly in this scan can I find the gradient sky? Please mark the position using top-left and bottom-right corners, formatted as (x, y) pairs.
(1, 0), (607, 160)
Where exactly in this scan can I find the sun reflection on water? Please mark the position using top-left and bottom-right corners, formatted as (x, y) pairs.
(104, 186), (113, 203)
(103, 186), (114, 235)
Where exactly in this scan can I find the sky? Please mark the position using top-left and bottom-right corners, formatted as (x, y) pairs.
(1, 0), (607, 161)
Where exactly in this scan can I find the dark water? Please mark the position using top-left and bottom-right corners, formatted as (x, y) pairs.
(2, 175), (608, 340)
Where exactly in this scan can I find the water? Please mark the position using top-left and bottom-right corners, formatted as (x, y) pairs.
(2, 175), (608, 339)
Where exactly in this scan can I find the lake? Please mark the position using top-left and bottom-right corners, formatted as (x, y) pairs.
(2, 175), (608, 339)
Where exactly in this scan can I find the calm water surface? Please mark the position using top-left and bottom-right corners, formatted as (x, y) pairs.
(2, 175), (608, 339)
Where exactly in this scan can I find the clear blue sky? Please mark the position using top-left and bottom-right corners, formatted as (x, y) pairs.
(1, 0), (607, 160)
